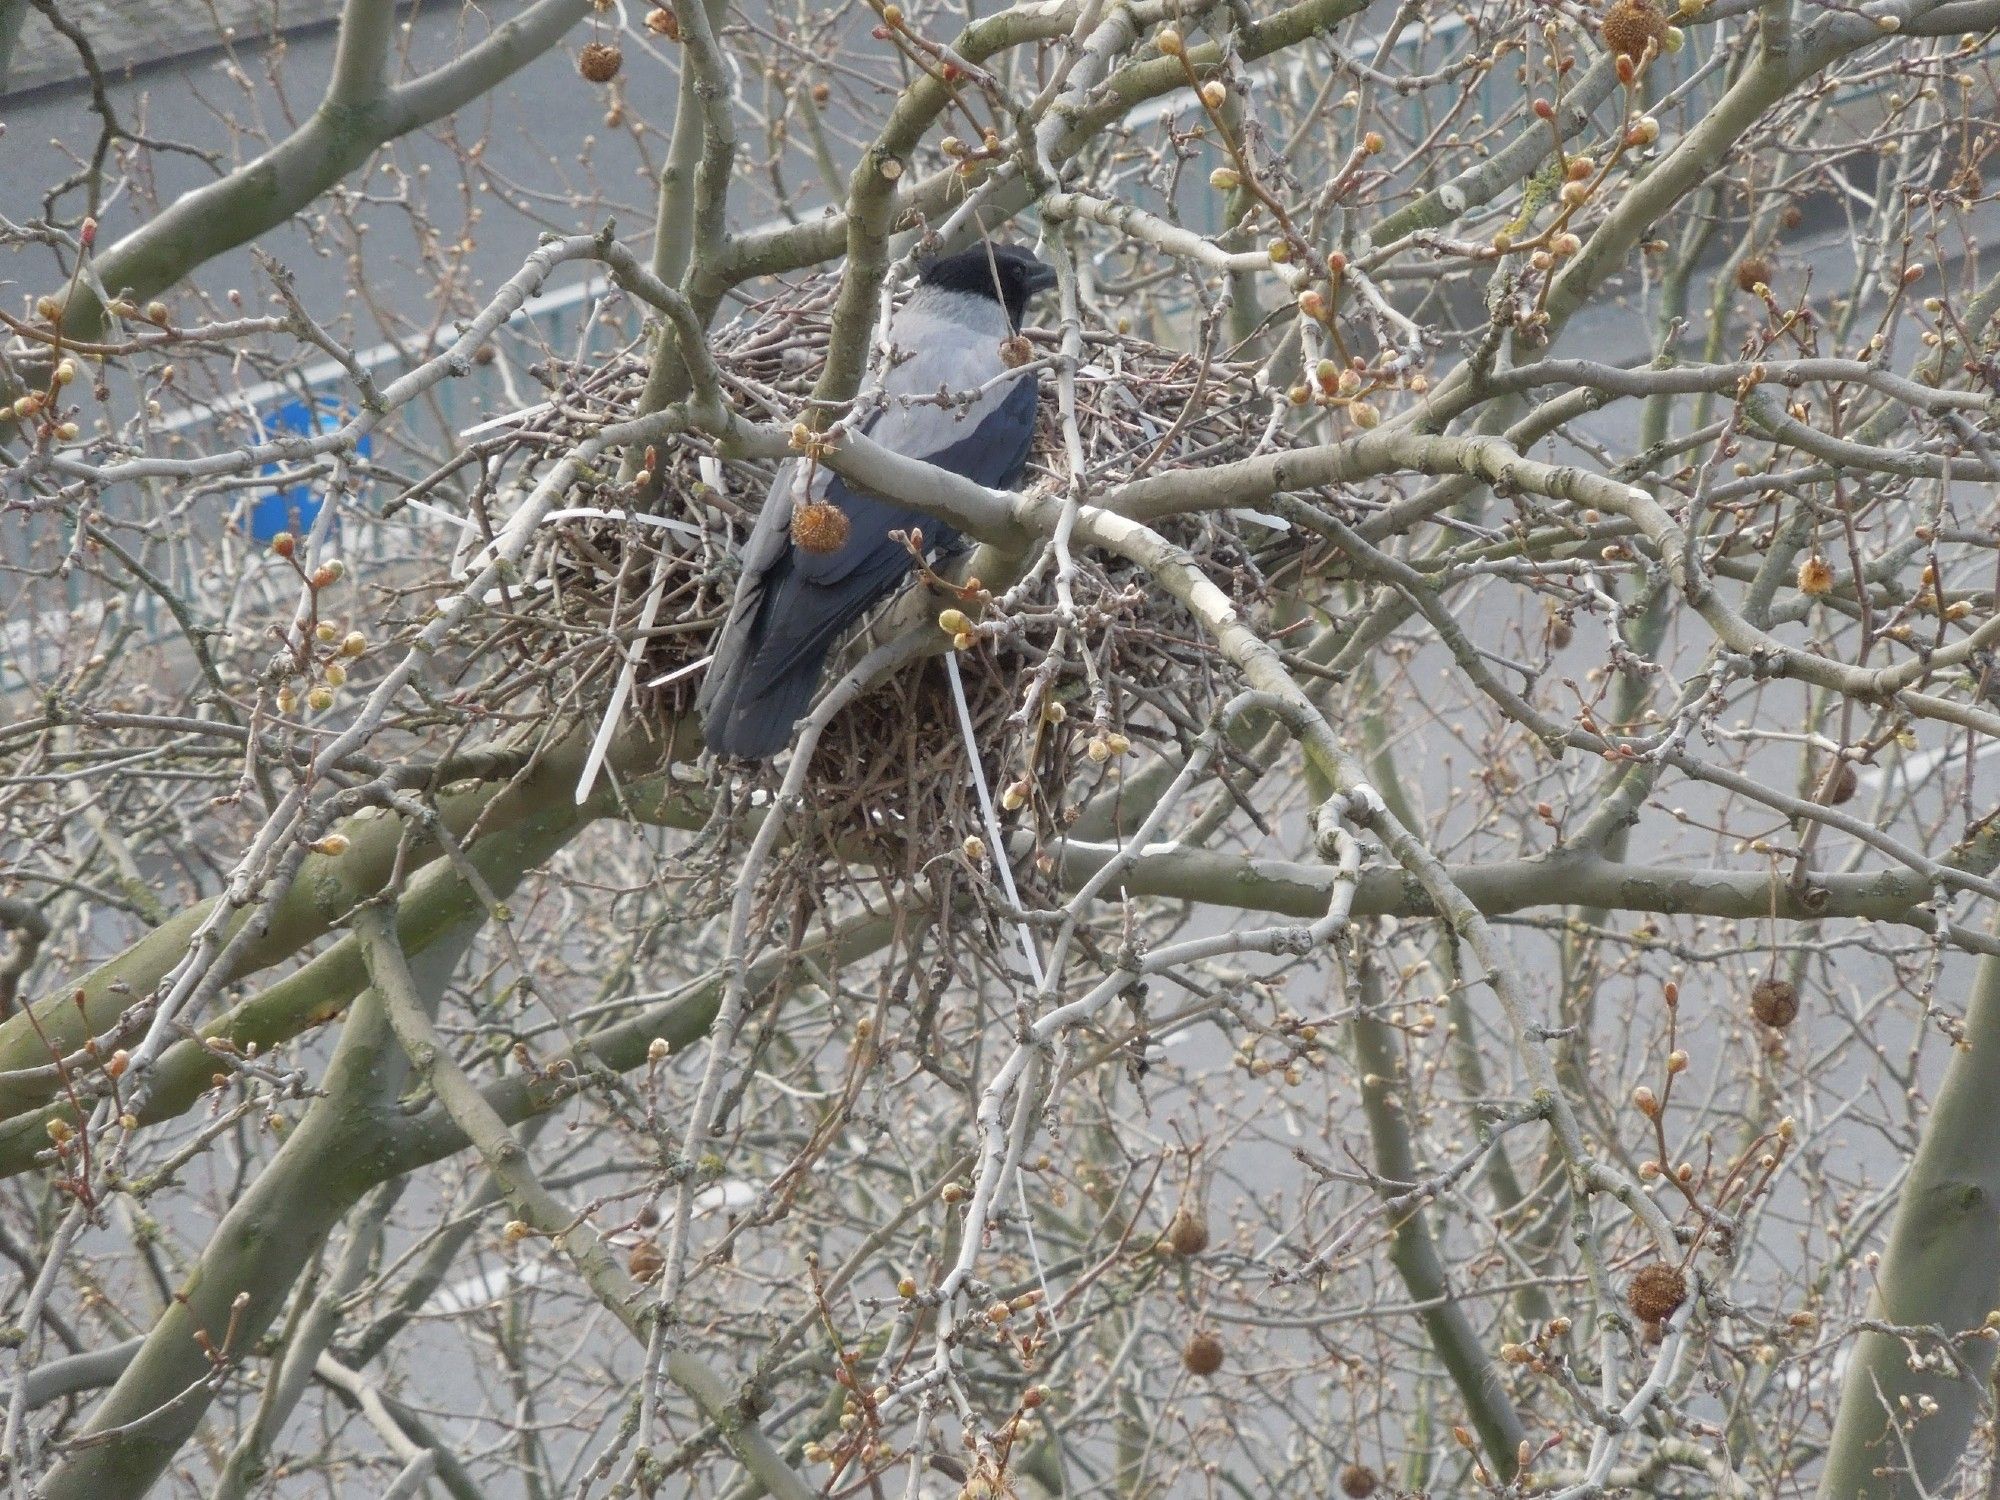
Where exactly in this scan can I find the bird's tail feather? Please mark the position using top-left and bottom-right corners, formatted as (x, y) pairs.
(701, 553), (907, 757)
(700, 643), (830, 759)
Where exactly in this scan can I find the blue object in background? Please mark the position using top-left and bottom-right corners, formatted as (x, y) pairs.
(245, 394), (371, 541)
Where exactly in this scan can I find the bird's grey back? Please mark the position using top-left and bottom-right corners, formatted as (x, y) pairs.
(710, 284), (1022, 595)
(696, 280), (1033, 746)
(878, 285), (1016, 406)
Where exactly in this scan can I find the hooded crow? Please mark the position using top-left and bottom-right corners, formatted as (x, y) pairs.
(699, 243), (1056, 759)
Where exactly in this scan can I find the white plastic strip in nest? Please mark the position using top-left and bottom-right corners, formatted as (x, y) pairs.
(538, 506), (707, 539)
(944, 652), (1047, 990)
(458, 401), (552, 440)
(1227, 508), (1291, 530)
(644, 654), (712, 689)
(401, 498), (474, 530)
(575, 553), (674, 805)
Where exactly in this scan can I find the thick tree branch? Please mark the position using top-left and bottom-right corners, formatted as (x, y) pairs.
(55, 0), (589, 335)
(355, 903), (816, 1500)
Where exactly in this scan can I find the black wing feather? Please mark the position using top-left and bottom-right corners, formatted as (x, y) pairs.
(701, 375), (1039, 758)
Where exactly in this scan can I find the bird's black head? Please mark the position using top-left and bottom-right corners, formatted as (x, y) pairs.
(917, 243), (1058, 331)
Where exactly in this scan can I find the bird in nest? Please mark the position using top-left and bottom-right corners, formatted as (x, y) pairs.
(698, 243), (1057, 759)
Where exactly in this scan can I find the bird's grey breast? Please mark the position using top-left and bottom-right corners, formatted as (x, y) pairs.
(871, 287), (1024, 451)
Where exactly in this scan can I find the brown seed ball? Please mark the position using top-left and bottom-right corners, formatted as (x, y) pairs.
(1826, 760), (1859, 805)
(1167, 1208), (1210, 1257)
(791, 500), (852, 554)
(1000, 334), (1034, 369)
(1339, 1463), (1379, 1497)
(1781, 204), (1805, 231)
(1627, 1261), (1688, 1323)
(1735, 255), (1774, 294)
(1796, 554), (1835, 597)
(1601, 0), (1669, 61)
(579, 41), (623, 82)
(1751, 977), (1799, 1028)
(627, 1239), (664, 1281)
(1182, 1331), (1225, 1376)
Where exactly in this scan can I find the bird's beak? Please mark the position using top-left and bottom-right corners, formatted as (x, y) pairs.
(1026, 261), (1059, 295)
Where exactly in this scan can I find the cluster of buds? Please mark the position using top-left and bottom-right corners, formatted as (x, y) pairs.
(1232, 1017), (1325, 1086)
(939, 126), (1006, 179)
(1625, 115), (1661, 147)
(1498, 1313), (1575, 1374)
(13, 355), (86, 441)
(271, 546), (367, 715)
(10, 389), (83, 442)
(788, 419), (840, 462)
(938, 606), (977, 651)
(1083, 730), (1129, 763)
(804, 1391), (896, 1473)
(1289, 350), (1409, 427)
(983, 1288), (1044, 1328)
(1559, 156), (1597, 208)
(1636, 1158), (1698, 1191)
(1524, 231), (1583, 274)
(98, 296), (171, 326)
(1318, 359), (1363, 398)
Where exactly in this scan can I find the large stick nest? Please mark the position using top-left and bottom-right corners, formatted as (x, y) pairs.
(466, 274), (1308, 875)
